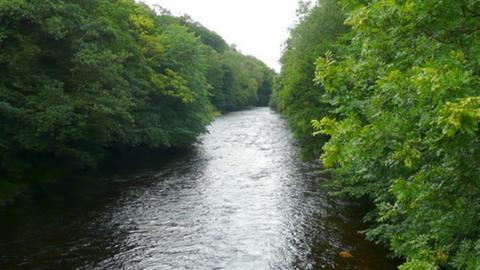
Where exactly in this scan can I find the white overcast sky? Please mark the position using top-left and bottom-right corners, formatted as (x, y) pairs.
(139, 0), (300, 71)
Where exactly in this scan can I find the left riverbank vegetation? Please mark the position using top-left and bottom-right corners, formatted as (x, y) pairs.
(272, 0), (480, 269)
(0, 0), (275, 206)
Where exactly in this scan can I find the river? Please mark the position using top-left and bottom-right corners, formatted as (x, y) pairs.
(0, 108), (398, 269)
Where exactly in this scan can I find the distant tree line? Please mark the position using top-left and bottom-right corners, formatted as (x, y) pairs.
(272, 0), (480, 269)
(0, 0), (275, 205)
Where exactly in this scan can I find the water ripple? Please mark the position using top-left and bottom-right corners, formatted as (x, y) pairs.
(0, 108), (398, 270)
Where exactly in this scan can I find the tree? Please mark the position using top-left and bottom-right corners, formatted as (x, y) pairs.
(0, 0), (275, 205)
(271, 0), (347, 159)
(313, 0), (480, 268)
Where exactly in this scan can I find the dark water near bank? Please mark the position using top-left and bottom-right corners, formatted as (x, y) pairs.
(0, 108), (398, 270)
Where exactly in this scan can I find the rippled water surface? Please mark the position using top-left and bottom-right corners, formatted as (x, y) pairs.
(0, 108), (398, 269)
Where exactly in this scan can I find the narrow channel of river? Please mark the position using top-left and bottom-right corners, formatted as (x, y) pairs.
(0, 108), (398, 269)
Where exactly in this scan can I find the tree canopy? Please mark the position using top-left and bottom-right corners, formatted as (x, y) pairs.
(276, 0), (480, 269)
(270, 0), (347, 159)
(0, 0), (275, 205)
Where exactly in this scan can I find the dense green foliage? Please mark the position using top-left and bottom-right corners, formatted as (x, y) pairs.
(271, 0), (347, 159)
(278, 0), (480, 269)
(0, 0), (274, 205)
(176, 15), (275, 111)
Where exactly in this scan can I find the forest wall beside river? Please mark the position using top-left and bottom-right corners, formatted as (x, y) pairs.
(271, 0), (480, 269)
(0, 0), (275, 205)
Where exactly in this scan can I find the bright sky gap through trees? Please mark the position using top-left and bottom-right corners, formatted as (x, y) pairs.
(139, 0), (299, 71)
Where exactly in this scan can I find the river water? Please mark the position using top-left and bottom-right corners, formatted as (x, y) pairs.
(0, 108), (398, 270)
